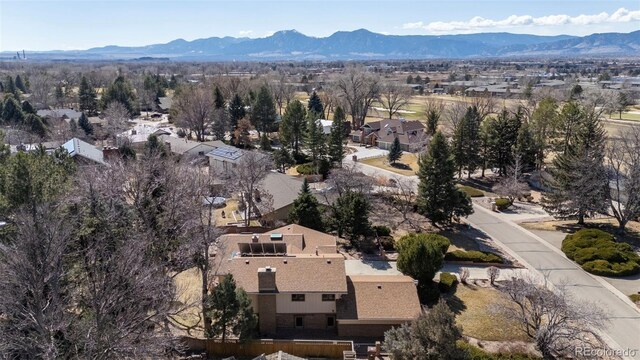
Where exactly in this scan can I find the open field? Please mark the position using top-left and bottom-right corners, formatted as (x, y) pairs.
(605, 112), (640, 121)
(360, 152), (419, 176)
(447, 284), (530, 342)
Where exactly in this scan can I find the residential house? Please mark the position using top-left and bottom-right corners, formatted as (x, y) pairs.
(159, 134), (224, 158)
(351, 119), (428, 152)
(205, 146), (268, 176)
(61, 138), (106, 165)
(211, 225), (421, 338)
(37, 108), (82, 122)
(157, 96), (173, 113)
(119, 124), (173, 150)
(316, 119), (333, 135)
(257, 171), (305, 223)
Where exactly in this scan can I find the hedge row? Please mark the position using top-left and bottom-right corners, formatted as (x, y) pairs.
(439, 272), (458, 292)
(561, 229), (640, 277)
(445, 250), (504, 264)
(457, 341), (541, 360)
(458, 185), (484, 198)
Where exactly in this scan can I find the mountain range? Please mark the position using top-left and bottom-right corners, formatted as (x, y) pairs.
(6, 29), (640, 61)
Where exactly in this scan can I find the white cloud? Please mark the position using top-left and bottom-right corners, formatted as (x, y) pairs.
(403, 7), (640, 33)
(238, 30), (253, 36)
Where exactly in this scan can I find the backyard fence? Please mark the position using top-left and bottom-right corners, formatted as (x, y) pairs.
(181, 337), (354, 359)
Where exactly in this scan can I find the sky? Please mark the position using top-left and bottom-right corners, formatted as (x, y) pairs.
(0, 0), (638, 51)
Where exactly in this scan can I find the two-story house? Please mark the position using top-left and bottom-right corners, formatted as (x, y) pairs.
(211, 224), (421, 339)
(351, 118), (429, 152)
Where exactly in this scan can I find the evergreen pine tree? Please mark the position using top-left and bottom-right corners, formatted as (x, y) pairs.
(332, 191), (371, 246)
(426, 109), (440, 135)
(543, 108), (608, 225)
(305, 113), (326, 173)
(14, 75), (26, 93)
(485, 109), (521, 176)
(328, 114), (345, 165)
(228, 93), (245, 129)
(102, 75), (137, 115)
(25, 114), (47, 138)
(206, 274), (257, 342)
(78, 112), (94, 136)
(273, 147), (294, 172)
(5, 76), (18, 97)
(55, 84), (64, 107)
(332, 106), (347, 136)
(307, 91), (324, 115)
(451, 106), (481, 178)
(388, 136), (402, 164)
(2, 97), (24, 124)
(288, 178), (324, 231)
(514, 122), (537, 171)
(214, 86), (225, 109)
(79, 76), (98, 115)
(259, 133), (272, 151)
(279, 100), (307, 158)
(69, 118), (78, 135)
(250, 86), (277, 136)
(417, 131), (473, 226)
(21, 100), (35, 114)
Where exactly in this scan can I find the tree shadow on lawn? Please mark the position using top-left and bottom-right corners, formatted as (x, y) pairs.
(443, 283), (473, 315)
(390, 162), (412, 171)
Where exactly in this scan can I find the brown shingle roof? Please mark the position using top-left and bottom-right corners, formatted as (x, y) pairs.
(337, 275), (422, 321)
(223, 256), (347, 293)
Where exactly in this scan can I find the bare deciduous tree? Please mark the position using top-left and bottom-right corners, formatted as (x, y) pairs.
(606, 126), (640, 233)
(173, 84), (215, 142)
(335, 67), (380, 129)
(378, 82), (411, 119)
(487, 266), (500, 285)
(226, 151), (273, 226)
(499, 274), (609, 359)
(102, 100), (131, 144)
(493, 157), (530, 203)
(378, 175), (420, 230)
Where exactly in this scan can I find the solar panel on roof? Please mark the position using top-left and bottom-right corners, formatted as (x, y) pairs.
(208, 146), (244, 161)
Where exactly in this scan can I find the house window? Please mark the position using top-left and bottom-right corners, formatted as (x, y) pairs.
(322, 294), (335, 302)
(291, 294), (305, 302)
(295, 316), (304, 328)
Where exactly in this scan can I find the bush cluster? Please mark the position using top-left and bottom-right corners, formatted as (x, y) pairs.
(561, 229), (640, 277)
(494, 198), (512, 211)
(438, 272), (458, 292)
(295, 160), (330, 178)
(372, 225), (392, 237)
(445, 250), (503, 264)
(458, 185), (484, 198)
(629, 294), (640, 303)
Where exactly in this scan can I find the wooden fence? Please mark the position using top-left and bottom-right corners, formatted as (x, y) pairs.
(181, 337), (354, 359)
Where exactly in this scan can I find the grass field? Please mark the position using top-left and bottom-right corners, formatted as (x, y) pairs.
(448, 284), (529, 342)
(360, 152), (419, 176)
(605, 112), (640, 121)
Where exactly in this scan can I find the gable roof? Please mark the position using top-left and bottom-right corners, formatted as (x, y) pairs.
(159, 134), (221, 155)
(206, 145), (247, 162)
(37, 108), (82, 120)
(337, 275), (421, 321)
(261, 172), (305, 213)
(61, 138), (105, 165)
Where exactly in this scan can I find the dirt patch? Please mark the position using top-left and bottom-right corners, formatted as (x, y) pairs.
(171, 267), (205, 337)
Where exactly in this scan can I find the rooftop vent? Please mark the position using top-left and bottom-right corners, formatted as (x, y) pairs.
(245, 260), (249, 264)
(327, 260), (332, 264)
(283, 259), (288, 264)
(265, 266), (272, 272)
(377, 285), (382, 289)
(251, 234), (259, 243)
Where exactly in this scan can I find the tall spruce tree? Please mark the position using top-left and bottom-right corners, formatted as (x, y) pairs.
(426, 108), (440, 135)
(228, 93), (245, 129)
(332, 191), (371, 246)
(305, 112), (326, 173)
(388, 136), (402, 164)
(514, 122), (537, 171)
(417, 131), (473, 226)
(5, 76), (18, 97)
(543, 106), (608, 225)
(486, 109), (521, 176)
(279, 100), (307, 157)
(307, 91), (324, 115)
(288, 178), (324, 231)
(78, 76), (98, 115)
(250, 86), (277, 136)
(452, 106), (481, 178)
(14, 75), (26, 93)
(78, 112), (93, 136)
(328, 114), (345, 165)
(102, 75), (137, 115)
(206, 274), (257, 342)
(214, 86), (225, 109)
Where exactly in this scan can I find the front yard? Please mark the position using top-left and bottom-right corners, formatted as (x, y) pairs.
(360, 152), (420, 176)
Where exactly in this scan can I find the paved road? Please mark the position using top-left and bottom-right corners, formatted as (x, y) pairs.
(468, 205), (640, 359)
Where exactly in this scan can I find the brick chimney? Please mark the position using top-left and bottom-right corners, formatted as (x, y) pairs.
(258, 266), (276, 293)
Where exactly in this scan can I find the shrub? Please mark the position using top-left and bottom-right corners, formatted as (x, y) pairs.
(296, 163), (315, 175)
(445, 250), (503, 264)
(494, 198), (512, 211)
(629, 294), (640, 303)
(561, 229), (640, 277)
(378, 236), (396, 251)
(458, 185), (484, 198)
(439, 272), (458, 292)
(373, 225), (392, 237)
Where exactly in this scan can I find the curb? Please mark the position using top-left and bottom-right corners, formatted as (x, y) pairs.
(476, 204), (640, 315)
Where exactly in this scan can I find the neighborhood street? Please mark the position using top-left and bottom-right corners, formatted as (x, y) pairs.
(349, 152), (640, 359)
(468, 205), (640, 360)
